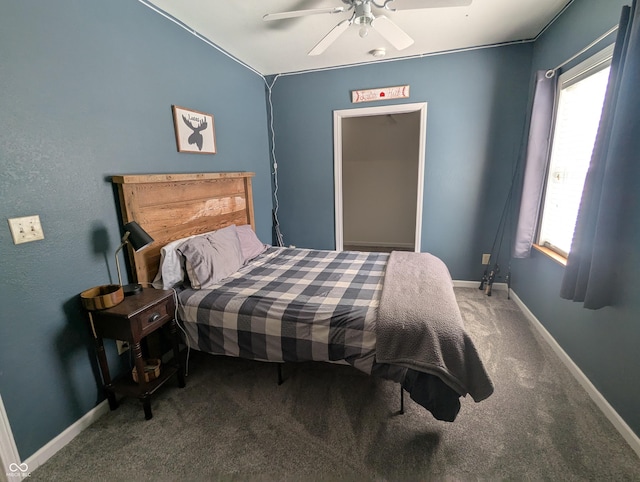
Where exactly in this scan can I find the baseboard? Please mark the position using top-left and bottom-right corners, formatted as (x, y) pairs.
(509, 290), (640, 459)
(23, 401), (109, 474)
(343, 240), (415, 249)
(0, 395), (22, 481)
(453, 280), (508, 291)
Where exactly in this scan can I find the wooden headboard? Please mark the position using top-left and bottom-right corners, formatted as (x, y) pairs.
(112, 172), (255, 286)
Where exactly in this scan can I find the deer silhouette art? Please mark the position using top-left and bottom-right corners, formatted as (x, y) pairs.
(182, 115), (208, 151)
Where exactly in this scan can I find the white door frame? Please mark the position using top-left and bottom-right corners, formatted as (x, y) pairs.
(333, 102), (427, 252)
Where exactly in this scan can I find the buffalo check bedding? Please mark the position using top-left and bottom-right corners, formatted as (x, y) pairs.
(177, 247), (490, 421)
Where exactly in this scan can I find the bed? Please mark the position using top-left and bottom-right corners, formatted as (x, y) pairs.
(112, 172), (494, 421)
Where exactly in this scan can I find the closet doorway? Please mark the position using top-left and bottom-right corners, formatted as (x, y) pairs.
(334, 102), (426, 252)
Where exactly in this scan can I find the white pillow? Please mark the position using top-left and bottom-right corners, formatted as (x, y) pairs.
(236, 224), (269, 264)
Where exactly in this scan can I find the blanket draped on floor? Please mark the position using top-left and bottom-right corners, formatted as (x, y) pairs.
(376, 251), (494, 402)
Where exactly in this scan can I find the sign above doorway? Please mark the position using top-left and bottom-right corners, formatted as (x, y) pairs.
(351, 85), (410, 103)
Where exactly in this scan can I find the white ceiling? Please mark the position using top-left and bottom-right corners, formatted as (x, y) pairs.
(143, 0), (572, 75)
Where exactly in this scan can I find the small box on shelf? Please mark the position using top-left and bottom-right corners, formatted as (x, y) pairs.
(132, 359), (161, 383)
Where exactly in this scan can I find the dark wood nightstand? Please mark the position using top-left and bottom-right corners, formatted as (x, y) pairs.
(87, 288), (186, 419)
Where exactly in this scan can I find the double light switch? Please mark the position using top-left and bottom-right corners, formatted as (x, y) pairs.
(8, 215), (45, 244)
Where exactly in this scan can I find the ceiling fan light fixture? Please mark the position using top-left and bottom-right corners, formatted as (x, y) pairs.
(354, 1), (375, 26)
(266, 0), (472, 58)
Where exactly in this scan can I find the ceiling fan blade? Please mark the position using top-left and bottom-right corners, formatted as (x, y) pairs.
(383, 0), (472, 10)
(308, 19), (351, 56)
(263, 7), (345, 21)
(371, 15), (414, 50)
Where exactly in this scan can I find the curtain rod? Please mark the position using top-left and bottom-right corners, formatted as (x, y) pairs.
(545, 25), (619, 78)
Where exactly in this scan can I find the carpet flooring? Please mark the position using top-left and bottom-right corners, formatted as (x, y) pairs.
(30, 288), (640, 481)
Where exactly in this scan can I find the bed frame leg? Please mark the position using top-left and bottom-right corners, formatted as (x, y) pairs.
(400, 385), (405, 415)
(277, 363), (283, 385)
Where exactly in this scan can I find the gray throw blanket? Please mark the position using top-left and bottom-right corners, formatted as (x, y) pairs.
(376, 251), (494, 402)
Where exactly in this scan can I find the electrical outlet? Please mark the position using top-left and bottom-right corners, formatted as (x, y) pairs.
(116, 340), (130, 355)
(7, 215), (44, 244)
(482, 253), (491, 265)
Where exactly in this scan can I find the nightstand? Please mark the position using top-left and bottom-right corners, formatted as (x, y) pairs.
(86, 288), (186, 420)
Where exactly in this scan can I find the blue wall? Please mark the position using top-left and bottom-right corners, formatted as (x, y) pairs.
(0, 0), (272, 459)
(270, 45), (533, 281)
(511, 0), (640, 437)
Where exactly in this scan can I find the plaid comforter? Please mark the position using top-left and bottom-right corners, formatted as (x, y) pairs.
(178, 247), (406, 383)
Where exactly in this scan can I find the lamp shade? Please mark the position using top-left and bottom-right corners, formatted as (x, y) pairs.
(123, 221), (153, 252)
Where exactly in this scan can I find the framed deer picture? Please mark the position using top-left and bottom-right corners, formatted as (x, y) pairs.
(171, 105), (216, 154)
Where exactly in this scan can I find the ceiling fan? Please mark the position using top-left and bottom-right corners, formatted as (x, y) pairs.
(263, 0), (472, 56)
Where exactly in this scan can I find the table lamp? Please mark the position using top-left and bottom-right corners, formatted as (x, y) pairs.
(115, 221), (154, 296)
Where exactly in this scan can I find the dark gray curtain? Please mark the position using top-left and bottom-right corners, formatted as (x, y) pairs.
(513, 71), (557, 258)
(561, 1), (640, 309)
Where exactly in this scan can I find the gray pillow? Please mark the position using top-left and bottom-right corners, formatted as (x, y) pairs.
(236, 224), (268, 264)
(177, 225), (243, 289)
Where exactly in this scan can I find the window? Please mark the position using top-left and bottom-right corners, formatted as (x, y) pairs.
(537, 46), (613, 258)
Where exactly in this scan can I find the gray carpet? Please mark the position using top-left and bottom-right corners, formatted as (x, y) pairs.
(31, 288), (640, 481)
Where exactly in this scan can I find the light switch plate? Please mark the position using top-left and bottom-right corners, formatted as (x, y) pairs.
(8, 215), (45, 244)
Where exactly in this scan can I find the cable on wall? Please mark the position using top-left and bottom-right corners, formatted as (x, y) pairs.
(264, 74), (285, 247)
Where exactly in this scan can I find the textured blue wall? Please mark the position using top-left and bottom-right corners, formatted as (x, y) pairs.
(511, 0), (640, 437)
(0, 0), (271, 458)
(270, 45), (533, 281)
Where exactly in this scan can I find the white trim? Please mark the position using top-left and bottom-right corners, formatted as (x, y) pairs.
(559, 43), (614, 87)
(333, 102), (427, 252)
(453, 280), (507, 291)
(509, 290), (640, 459)
(0, 395), (21, 481)
(137, 0), (264, 79)
(343, 240), (415, 249)
(23, 401), (109, 474)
